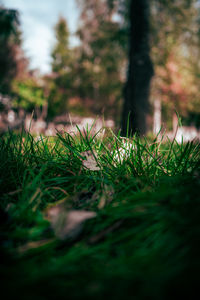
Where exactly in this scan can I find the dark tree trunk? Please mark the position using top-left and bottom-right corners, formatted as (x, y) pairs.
(121, 0), (154, 136)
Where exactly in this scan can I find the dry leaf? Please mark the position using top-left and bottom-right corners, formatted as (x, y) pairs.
(81, 150), (100, 171)
(45, 204), (96, 240)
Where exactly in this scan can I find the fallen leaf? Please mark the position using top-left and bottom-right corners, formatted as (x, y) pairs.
(81, 150), (100, 171)
(45, 204), (96, 240)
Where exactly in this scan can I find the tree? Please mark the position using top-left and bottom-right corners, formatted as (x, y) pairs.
(121, 0), (154, 136)
(76, 0), (127, 119)
(12, 76), (46, 114)
(109, 0), (200, 132)
(150, 0), (200, 129)
(0, 7), (20, 94)
(48, 17), (74, 117)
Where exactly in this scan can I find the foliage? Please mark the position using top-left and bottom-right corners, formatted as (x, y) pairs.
(107, 0), (200, 127)
(150, 0), (200, 121)
(12, 77), (46, 111)
(46, 3), (127, 120)
(48, 17), (75, 118)
(51, 17), (71, 73)
(0, 7), (20, 94)
(1, 0), (200, 130)
(74, 0), (127, 119)
(0, 128), (200, 299)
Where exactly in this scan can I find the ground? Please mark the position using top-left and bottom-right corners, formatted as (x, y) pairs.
(0, 128), (200, 299)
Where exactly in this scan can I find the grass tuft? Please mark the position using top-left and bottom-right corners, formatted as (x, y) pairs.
(0, 127), (200, 299)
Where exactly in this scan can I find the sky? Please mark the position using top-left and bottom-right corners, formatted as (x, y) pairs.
(2, 0), (80, 73)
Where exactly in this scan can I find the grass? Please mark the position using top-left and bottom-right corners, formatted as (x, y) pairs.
(0, 127), (200, 300)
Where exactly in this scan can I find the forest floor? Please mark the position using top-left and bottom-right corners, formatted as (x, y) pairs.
(0, 127), (200, 300)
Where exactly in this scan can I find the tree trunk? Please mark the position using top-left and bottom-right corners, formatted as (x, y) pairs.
(173, 112), (178, 134)
(41, 102), (48, 120)
(153, 99), (161, 135)
(121, 0), (154, 136)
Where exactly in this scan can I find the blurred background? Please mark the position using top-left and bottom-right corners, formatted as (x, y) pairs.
(0, 0), (200, 141)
